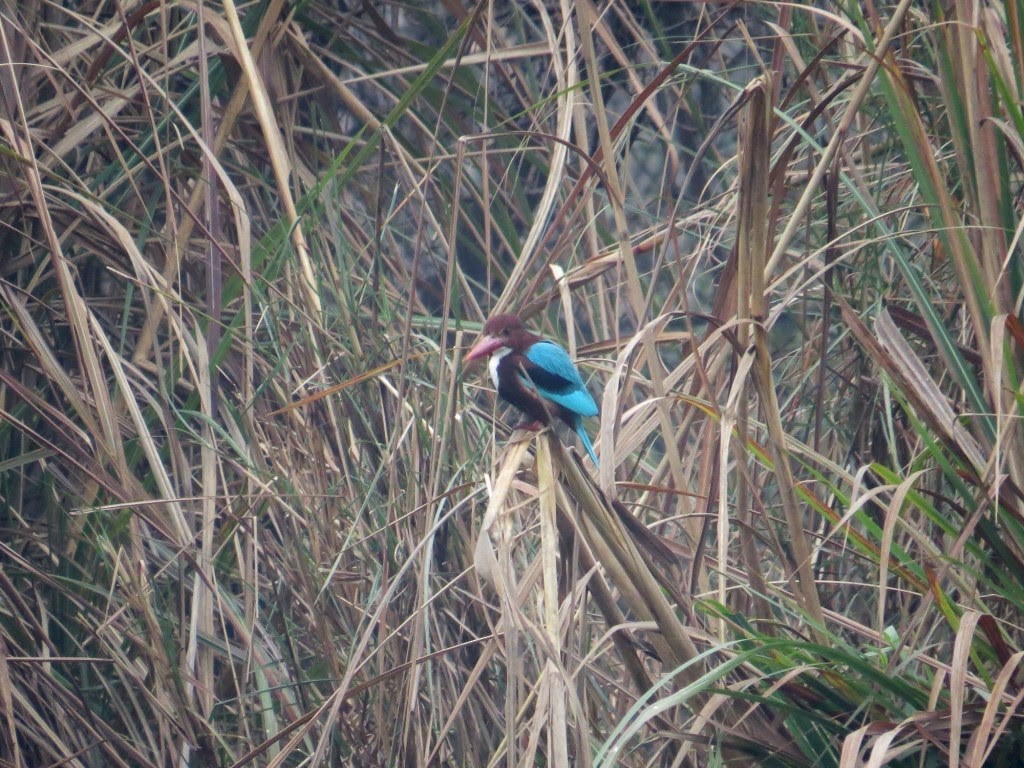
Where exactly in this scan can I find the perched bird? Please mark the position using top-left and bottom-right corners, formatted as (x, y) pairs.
(466, 314), (599, 466)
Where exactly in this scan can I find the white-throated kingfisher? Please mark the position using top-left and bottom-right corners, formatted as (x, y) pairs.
(466, 314), (599, 466)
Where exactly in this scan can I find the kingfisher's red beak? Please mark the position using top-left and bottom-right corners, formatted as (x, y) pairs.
(465, 334), (505, 362)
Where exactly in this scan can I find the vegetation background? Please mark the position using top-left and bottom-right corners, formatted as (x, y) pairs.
(1, 1), (1023, 766)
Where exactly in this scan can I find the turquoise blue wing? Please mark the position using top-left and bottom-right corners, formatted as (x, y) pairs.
(523, 340), (598, 417)
(524, 340), (585, 385)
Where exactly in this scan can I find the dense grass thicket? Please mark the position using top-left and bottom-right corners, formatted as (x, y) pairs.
(1, 1), (1023, 766)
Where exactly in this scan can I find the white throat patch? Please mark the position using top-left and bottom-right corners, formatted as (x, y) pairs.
(487, 346), (511, 388)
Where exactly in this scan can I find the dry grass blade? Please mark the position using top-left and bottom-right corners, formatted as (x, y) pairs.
(221, 0), (318, 317)
(741, 72), (825, 632)
(554, 436), (697, 673)
(874, 310), (988, 475)
(765, 0), (915, 277)
(964, 650), (1024, 765)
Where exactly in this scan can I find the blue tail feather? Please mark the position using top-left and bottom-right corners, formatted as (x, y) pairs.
(575, 423), (599, 467)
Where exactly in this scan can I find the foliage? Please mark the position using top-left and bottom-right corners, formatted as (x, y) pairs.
(0, 1), (1022, 766)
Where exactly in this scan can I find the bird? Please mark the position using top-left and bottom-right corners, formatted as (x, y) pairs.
(466, 314), (599, 466)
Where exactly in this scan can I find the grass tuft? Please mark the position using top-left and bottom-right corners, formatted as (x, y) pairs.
(1, 2), (1023, 765)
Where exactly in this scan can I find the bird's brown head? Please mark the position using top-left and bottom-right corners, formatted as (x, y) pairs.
(465, 314), (529, 361)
